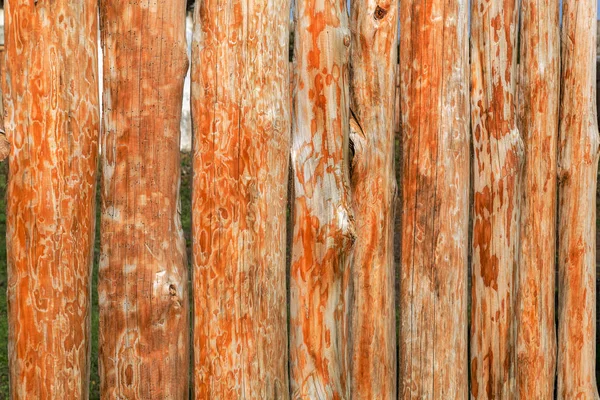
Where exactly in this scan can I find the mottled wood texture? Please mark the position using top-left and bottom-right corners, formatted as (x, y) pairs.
(399, 0), (470, 398)
(515, 0), (559, 397)
(98, 1), (190, 398)
(190, 1), (291, 398)
(290, 0), (354, 398)
(0, 73), (7, 160)
(557, 0), (600, 398)
(3, 0), (99, 397)
(348, 1), (398, 398)
(469, 0), (522, 398)
(0, 115), (7, 160)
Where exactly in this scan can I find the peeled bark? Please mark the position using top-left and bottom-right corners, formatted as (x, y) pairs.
(0, 137), (7, 161)
(190, 1), (291, 398)
(348, 1), (398, 398)
(399, 1), (470, 398)
(3, 0), (99, 397)
(98, 1), (189, 398)
(289, 0), (354, 398)
(0, 72), (8, 161)
(557, 0), (600, 398)
(469, 0), (522, 398)
(515, 0), (560, 397)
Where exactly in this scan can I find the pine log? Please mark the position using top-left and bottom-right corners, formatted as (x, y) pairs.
(98, 1), (190, 397)
(190, 1), (291, 398)
(557, 0), (600, 398)
(3, 0), (100, 397)
(399, 0), (470, 398)
(470, 0), (522, 397)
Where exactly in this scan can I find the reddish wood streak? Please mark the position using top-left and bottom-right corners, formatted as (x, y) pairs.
(557, 0), (600, 398)
(349, 0), (398, 398)
(191, 1), (291, 398)
(470, 0), (522, 398)
(399, 0), (470, 398)
(98, 0), (190, 398)
(4, 0), (100, 397)
(290, 0), (354, 398)
(516, 0), (560, 397)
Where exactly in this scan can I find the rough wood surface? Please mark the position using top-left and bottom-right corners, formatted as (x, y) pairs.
(289, 0), (354, 398)
(0, 138), (8, 161)
(98, 1), (190, 398)
(557, 0), (600, 398)
(348, 1), (398, 398)
(469, 0), (522, 398)
(0, 78), (8, 161)
(3, 0), (99, 397)
(190, 1), (291, 398)
(516, 0), (559, 397)
(399, 0), (470, 398)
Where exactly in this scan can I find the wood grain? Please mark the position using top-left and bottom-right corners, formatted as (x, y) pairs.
(557, 0), (600, 398)
(3, 0), (100, 397)
(348, 1), (398, 398)
(289, 0), (354, 398)
(399, 0), (470, 398)
(516, 0), (560, 397)
(190, 1), (291, 398)
(98, 0), (190, 397)
(469, 0), (522, 398)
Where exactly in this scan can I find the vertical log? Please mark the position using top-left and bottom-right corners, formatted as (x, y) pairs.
(557, 0), (600, 398)
(469, 0), (522, 398)
(289, 0), (354, 398)
(398, 0), (470, 398)
(98, 1), (189, 398)
(348, 1), (398, 398)
(190, 1), (291, 398)
(0, 93), (7, 161)
(3, 0), (99, 397)
(516, 0), (560, 397)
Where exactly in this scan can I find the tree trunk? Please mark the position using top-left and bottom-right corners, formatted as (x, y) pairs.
(516, 0), (560, 397)
(557, 0), (600, 398)
(348, 1), (398, 398)
(190, 1), (291, 398)
(98, 1), (189, 398)
(469, 0), (522, 398)
(398, 0), (470, 398)
(3, 0), (99, 397)
(289, 0), (354, 398)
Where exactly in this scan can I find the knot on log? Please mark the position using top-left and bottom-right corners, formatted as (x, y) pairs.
(0, 131), (9, 161)
(336, 204), (357, 250)
(169, 284), (183, 309)
(344, 33), (351, 47)
(374, 5), (388, 20)
(349, 113), (367, 177)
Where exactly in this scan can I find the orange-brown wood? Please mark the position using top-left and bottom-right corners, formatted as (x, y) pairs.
(399, 0), (470, 398)
(98, 1), (190, 398)
(289, 0), (354, 398)
(190, 1), (291, 398)
(0, 90), (7, 160)
(0, 51), (6, 162)
(348, 1), (398, 398)
(515, 0), (560, 397)
(469, 0), (522, 398)
(557, 0), (600, 398)
(3, 0), (100, 397)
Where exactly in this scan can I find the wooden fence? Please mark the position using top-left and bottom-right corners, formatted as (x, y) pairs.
(0, 0), (599, 399)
